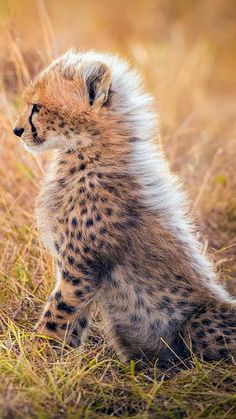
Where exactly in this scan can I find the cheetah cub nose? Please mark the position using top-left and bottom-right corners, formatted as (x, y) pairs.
(13, 127), (24, 137)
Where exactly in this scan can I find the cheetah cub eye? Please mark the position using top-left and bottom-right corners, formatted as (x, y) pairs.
(33, 104), (42, 112)
(13, 51), (111, 155)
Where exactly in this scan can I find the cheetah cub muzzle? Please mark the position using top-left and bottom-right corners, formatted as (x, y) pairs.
(13, 49), (236, 369)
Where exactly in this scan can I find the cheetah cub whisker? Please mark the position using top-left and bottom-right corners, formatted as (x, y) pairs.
(13, 49), (236, 368)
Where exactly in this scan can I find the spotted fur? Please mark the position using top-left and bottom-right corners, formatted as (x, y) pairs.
(13, 50), (236, 368)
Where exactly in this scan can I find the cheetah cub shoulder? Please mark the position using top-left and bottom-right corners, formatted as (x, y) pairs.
(13, 50), (236, 368)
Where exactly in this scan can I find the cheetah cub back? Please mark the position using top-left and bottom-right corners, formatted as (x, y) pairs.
(13, 49), (236, 368)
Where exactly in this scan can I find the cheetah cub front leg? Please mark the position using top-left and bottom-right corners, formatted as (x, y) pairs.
(37, 258), (99, 348)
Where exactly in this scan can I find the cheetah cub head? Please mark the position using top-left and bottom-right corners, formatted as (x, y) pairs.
(13, 50), (111, 153)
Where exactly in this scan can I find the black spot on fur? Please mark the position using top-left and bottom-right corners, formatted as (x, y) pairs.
(162, 296), (172, 304)
(46, 321), (57, 331)
(219, 348), (230, 358)
(71, 217), (78, 228)
(77, 231), (82, 240)
(72, 328), (78, 337)
(86, 218), (94, 228)
(79, 163), (86, 171)
(196, 330), (206, 339)
(44, 310), (52, 318)
(89, 233), (96, 241)
(202, 319), (212, 326)
(68, 242), (74, 252)
(150, 319), (160, 329)
(207, 328), (216, 334)
(92, 194), (99, 202)
(79, 318), (88, 328)
(57, 301), (76, 314)
(105, 208), (113, 216)
(68, 255), (75, 265)
(181, 291), (191, 297)
(171, 286), (179, 293)
(62, 270), (68, 279)
(216, 336), (225, 344)
(83, 246), (90, 253)
(99, 227), (107, 235)
(75, 289), (83, 298)
(220, 306), (228, 314)
(130, 314), (142, 323)
(63, 271), (82, 285)
(81, 208), (87, 215)
(102, 183), (119, 196)
(95, 214), (101, 222)
(84, 285), (92, 293)
(79, 199), (86, 207)
(60, 323), (70, 330)
(58, 178), (67, 187)
(54, 291), (62, 301)
(223, 329), (233, 336)
(202, 341), (208, 349)
(177, 300), (189, 308)
(70, 167), (77, 175)
(159, 303), (166, 311)
(218, 321), (227, 327)
(54, 242), (60, 253)
(175, 275), (184, 281)
(135, 295), (145, 309)
(72, 277), (82, 285)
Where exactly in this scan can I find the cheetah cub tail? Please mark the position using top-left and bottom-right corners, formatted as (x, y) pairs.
(182, 300), (236, 362)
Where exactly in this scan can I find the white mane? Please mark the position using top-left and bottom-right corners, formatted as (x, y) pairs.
(59, 50), (232, 302)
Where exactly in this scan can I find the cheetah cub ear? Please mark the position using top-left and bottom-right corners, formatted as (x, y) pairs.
(80, 61), (111, 107)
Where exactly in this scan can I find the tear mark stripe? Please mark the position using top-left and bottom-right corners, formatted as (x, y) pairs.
(29, 104), (43, 143)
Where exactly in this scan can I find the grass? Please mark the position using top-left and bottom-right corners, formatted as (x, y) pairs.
(0, 0), (236, 417)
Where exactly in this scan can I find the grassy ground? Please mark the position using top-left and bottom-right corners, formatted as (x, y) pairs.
(0, 1), (236, 418)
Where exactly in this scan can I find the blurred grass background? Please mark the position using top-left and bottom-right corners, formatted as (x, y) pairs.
(0, 0), (236, 418)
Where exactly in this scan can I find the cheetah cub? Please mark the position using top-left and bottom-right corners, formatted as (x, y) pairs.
(13, 50), (236, 368)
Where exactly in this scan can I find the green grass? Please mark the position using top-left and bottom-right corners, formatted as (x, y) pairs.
(1, 319), (236, 418)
